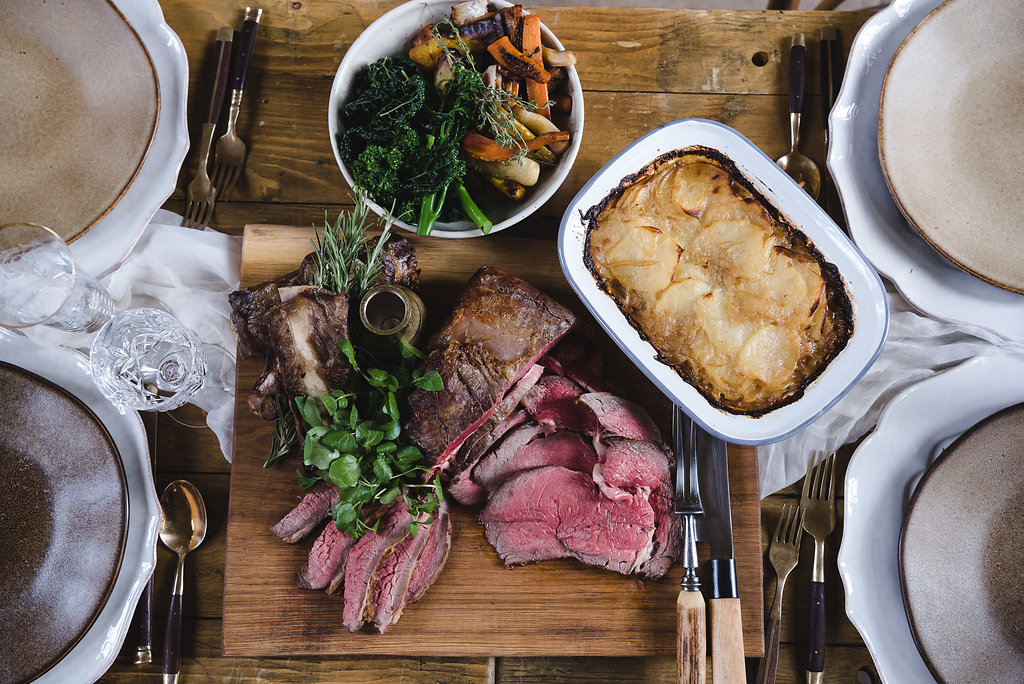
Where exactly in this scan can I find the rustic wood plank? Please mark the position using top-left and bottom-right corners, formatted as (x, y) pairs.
(160, 1), (872, 94)
(170, 88), (832, 211)
(223, 225), (764, 657)
(105, 619), (492, 682)
(495, 644), (875, 683)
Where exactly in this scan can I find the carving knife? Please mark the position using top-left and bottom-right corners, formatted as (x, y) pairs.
(692, 418), (745, 684)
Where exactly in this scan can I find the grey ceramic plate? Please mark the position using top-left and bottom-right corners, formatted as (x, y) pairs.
(0, 0), (159, 243)
(0, 362), (128, 684)
(900, 402), (1024, 684)
(879, 0), (1024, 294)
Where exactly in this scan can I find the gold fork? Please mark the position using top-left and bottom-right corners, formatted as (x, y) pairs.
(211, 7), (263, 203)
(800, 452), (837, 684)
(183, 28), (233, 229)
(755, 503), (805, 684)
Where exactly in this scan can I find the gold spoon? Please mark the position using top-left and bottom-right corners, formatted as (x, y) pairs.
(159, 480), (208, 684)
(776, 33), (821, 199)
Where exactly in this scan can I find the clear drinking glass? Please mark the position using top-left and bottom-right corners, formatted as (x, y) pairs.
(0, 222), (114, 332)
(90, 308), (208, 412)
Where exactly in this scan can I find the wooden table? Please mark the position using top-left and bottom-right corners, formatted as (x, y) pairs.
(100, 3), (879, 681)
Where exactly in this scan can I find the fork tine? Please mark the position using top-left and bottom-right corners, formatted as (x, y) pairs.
(773, 504), (789, 542)
(812, 455), (824, 499)
(825, 452), (836, 500)
(210, 164), (225, 192)
(790, 506), (804, 543)
(220, 166), (239, 201)
(800, 463), (812, 500)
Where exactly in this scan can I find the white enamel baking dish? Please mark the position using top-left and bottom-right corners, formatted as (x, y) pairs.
(558, 119), (888, 445)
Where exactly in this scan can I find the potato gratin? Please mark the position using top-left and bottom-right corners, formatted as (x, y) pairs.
(584, 148), (852, 414)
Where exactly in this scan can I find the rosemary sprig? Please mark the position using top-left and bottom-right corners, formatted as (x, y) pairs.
(309, 192), (396, 298)
(265, 397), (299, 468)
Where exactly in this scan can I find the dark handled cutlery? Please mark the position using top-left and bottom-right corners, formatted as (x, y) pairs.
(211, 6), (264, 201)
(183, 27), (234, 229)
(695, 424), (745, 683)
(673, 405), (705, 684)
(129, 411), (159, 664)
(800, 453), (837, 684)
(776, 33), (821, 199)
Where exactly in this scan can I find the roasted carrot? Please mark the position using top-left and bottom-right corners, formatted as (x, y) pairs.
(462, 131), (517, 162)
(526, 130), (569, 152)
(521, 15), (550, 118)
(487, 37), (550, 84)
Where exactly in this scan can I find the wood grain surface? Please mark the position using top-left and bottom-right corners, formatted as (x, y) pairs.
(93, 4), (883, 681)
(224, 225), (764, 657)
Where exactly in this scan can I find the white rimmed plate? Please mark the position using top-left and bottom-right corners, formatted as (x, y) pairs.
(558, 119), (888, 445)
(68, 0), (189, 278)
(839, 353), (1024, 683)
(328, 0), (584, 238)
(0, 330), (160, 684)
(829, 0), (1024, 343)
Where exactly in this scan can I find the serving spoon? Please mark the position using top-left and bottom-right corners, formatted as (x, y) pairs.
(159, 480), (208, 684)
(776, 33), (821, 199)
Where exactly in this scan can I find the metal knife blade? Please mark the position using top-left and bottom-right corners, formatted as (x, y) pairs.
(688, 416), (745, 683)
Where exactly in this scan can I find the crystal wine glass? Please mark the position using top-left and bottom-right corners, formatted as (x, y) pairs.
(90, 308), (208, 413)
(0, 222), (114, 332)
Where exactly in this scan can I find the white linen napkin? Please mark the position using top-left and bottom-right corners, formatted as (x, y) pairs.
(24, 210), (242, 460)
(757, 286), (1024, 496)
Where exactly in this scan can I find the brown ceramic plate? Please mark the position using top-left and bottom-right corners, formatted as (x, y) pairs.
(0, 0), (159, 243)
(0, 362), (128, 683)
(899, 402), (1024, 684)
(878, 0), (1024, 294)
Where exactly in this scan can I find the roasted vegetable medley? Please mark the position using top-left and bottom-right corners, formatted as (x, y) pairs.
(339, 1), (576, 235)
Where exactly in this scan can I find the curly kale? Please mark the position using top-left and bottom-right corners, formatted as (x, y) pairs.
(339, 50), (496, 234)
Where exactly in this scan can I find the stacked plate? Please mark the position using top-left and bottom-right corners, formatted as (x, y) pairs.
(0, 0), (188, 277)
(0, 330), (160, 684)
(829, 0), (1024, 343)
(833, 1), (1024, 680)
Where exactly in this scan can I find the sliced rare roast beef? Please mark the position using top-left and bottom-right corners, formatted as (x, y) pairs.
(270, 482), (340, 543)
(447, 364), (545, 505)
(543, 335), (619, 393)
(297, 520), (356, 590)
(404, 268), (576, 470)
(480, 466), (660, 576)
(578, 392), (661, 443)
(369, 501), (450, 633)
(472, 427), (597, 493)
(404, 504), (453, 604)
(341, 503), (418, 632)
(596, 438), (681, 578)
(521, 375), (596, 434)
(265, 288), (354, 399)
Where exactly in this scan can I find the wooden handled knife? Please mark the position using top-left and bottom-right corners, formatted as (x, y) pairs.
(696, 425), (745, 684)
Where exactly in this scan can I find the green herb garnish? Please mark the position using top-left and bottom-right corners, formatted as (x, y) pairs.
(296, 337), (444, 539)
(264, 397), (299, 468)
(310, 194), (394, 298)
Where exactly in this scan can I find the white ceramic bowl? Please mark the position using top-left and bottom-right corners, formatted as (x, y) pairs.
(328, 0), (584, 238)
(558, 119), (889, 445)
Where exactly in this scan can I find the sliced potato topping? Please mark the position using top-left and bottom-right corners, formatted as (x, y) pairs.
(586, 153), (850, 413)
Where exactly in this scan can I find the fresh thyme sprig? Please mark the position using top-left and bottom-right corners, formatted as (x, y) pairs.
(310, 192), (395, 298)
(431, 19), (537, 160)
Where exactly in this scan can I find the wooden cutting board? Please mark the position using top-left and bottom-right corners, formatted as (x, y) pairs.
(223, 224), (764, 657)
